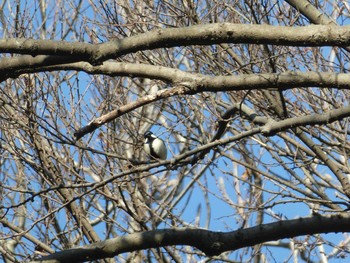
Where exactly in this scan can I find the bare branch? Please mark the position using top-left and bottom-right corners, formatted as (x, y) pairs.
(32, 213), (350, 262)
(1, 24), (350, 63)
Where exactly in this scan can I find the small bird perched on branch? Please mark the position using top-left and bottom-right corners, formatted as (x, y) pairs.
(144, 131), (167, 160)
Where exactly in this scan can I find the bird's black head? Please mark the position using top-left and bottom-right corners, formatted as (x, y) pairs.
(144, 131), (153, 139)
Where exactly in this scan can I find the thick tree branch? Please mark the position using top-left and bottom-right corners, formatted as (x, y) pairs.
(285, 0), (350, 53)
(0, 55), (85, 81)
(7, 60), (350, 92)
(65, 62), (350, 91)
(32, 213), (350, 262)
(1, 24), (350, 63)
(285, 0), (335, 26)
(260, 106), (350, 135)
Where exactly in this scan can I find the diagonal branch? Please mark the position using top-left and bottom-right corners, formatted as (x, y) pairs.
(73, 83), (193, 140)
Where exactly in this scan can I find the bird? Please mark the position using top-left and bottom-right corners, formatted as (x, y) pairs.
(144, 131), (167, 160)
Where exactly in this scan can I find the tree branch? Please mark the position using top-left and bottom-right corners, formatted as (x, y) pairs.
(32, 213), (350, 262)
(1, 24), (350, 62)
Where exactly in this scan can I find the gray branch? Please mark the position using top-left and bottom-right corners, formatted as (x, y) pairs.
(31, 213), (350, 263)
(0, 23), (350, 62)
